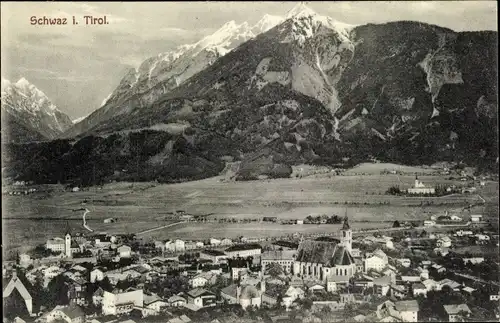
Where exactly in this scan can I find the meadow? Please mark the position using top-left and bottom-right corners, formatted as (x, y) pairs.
(2, 165), (495, 254)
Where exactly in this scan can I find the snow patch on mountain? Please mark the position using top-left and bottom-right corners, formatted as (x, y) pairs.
(1, 77), (73, 139)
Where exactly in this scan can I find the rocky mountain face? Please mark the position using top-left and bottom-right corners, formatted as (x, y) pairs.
(4, 4), (498, 185)
(1, 78), (73, 143)
(63, 14), (284, 138)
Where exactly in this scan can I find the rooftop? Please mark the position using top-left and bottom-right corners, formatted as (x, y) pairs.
(225, 244), (262, 252)
(443, 304), (471, 315)
(201, 250), (226, 256)
(394, 300), (419, 312)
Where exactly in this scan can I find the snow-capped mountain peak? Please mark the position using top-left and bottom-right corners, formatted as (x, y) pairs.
(15, 77), (31, 89)
(253, 14), (284, 33)
(1, 77), (73, 140)
(285, 2), (318, 20)
(282, 3), (355, 45)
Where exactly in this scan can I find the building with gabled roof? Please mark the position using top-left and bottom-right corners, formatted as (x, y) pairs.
(3, 272), (34, 317)
(444, 304), (471, 322)
(45, 304), (85, 323)
(293, 217), (356, 281)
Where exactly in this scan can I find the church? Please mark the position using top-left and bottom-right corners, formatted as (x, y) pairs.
(293, 217), (356, 282)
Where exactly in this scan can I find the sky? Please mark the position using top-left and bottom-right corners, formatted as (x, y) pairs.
(1, 1), (497, 120)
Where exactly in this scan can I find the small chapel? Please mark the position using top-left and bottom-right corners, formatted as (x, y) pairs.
(293, 216), (356, 282)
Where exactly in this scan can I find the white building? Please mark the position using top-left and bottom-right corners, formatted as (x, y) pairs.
(165, 240), (185, 253)
(117, 245), (132, 258)
(470, 214), (483, 222)
(90, 268), (106, 283)
(221, 283), (264, 310)
(444, 304), (471, 322)
(364, 249), (388, 273)
(45, 304), (85, 323)
(102, 288), (144, 316)
(396, 258), (411, 268)
(436, 236), (452, 248)
(423, 220), (436, 227)
(407, 177), (435, 195)
(225, 244), (262, 259)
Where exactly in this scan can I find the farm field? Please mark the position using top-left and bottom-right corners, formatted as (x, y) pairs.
(2, 170), (496, 253)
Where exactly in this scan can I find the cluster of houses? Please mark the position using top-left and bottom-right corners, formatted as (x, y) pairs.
(3, 216), (499, 323)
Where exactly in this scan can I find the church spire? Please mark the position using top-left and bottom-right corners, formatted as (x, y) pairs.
(65, 221), (71, 236)
(342, 214), (350, 230)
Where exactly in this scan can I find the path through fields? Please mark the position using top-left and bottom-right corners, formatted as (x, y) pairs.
(135, 221), (187, 236)
(82, 208), (94, 232)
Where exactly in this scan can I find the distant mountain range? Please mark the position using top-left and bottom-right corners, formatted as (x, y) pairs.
(2, 4), (498, 185)
(1, 78), (73, 143)
(63, 13), (284, 138)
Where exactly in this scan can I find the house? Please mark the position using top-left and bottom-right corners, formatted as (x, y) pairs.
(422, 279), (438, 291)
(450, 215), (462, 222)
(438, 279), (461, 291)
(454, 230), (473, 237)
(225, 244), (262, 258)
(396, 258), (411, 268)
(186, 288), (216, 308)
(92, 287), (104, 306)
(470, 214), (483, 222)
(165, 240), (185, 253)
(490, 294), (500, 301)
(220, 283), (263, 309)
(373, 276), (392, 296)
(412, 283), (427, 297)
(199, 250), (226, 264)
(436, 236), (452, 248)
(364, 249), (388, 273)
(423, 220), (436, 227)
(189, 272), (217, 288)
(390, 284), (408, 299)
(143, 294), (168, 314)
(45, 304), (85, 323)
(461, 286), (475, 295)
(431, 263), (446, 274)
(376, 300), (419, 322)
(228, 258), (249, 281)
(102, 288), (144, 316)
(443, 304), (471, 322)
(394, 300), (419, 322)
(475, 234), (490, 242)
(117, 245), (132, 258)
(90, 268), (106, 283)
(168, 295), (187, 307)
(3, 272), (34, 316)
(305, 282), (325, 293)
(220, 238), (233, 246)
(463, 257), (485, 265)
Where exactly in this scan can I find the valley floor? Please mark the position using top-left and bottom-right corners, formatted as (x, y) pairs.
(2, 172), (498, 256)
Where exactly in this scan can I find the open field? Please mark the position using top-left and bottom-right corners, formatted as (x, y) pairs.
(2, 171), (497, 252)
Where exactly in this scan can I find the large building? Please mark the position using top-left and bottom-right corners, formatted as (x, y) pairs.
(225, 244), (262, 258)
(407, 176), (435, 194)
(261, 250), (296, 274)
(293, 217), (356, 281)
(102, 288), (144, 316)
(45, 231), (80, 258)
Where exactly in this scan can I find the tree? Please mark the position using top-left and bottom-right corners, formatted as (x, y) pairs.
(265, 263), (284, 278)
(46, 274), (70, 307)
(393, 220), (401, 228)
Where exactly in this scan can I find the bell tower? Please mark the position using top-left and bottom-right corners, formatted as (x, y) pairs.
(340, 214), (352, 253)
(64, 222), (72, 258)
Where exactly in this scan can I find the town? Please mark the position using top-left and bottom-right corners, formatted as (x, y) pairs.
(3, 210), (499, 323)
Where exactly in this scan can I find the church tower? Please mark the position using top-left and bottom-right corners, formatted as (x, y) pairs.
(340, 215), (352, 253)
(64, 223), (72, 258)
